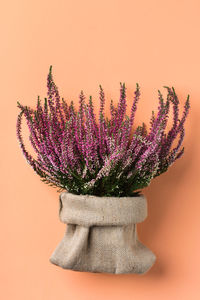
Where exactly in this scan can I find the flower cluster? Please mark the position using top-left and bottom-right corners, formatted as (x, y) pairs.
(16, 66), (190, 196)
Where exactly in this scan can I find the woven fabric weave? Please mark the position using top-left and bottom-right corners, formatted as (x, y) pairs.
(50, 192), (156, 274)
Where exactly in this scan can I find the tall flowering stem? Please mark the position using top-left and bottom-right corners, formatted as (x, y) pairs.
(16, 66), (190, 196)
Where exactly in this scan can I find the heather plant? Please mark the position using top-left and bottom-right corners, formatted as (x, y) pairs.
(16, 66), (190, 197)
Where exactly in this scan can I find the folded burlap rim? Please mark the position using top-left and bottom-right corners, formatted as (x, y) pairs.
(59, 191), (147, 227)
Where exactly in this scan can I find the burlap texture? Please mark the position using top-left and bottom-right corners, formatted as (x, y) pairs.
(50, 192), (156, 274)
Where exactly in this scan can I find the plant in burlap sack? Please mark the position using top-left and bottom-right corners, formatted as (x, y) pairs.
(16, 67), (191, 274)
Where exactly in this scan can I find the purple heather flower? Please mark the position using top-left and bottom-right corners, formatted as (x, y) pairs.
(16, 66), (190, 195)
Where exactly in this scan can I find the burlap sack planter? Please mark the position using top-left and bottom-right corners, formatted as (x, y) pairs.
(50, 191), (156, 274)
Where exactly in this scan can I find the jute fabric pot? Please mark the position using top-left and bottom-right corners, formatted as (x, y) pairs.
(50, 192), (156, 274)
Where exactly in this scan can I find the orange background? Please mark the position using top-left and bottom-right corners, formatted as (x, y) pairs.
(1, 0), (200, 299)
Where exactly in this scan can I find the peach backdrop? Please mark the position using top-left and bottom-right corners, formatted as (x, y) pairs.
(1, 0), (200, 299)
